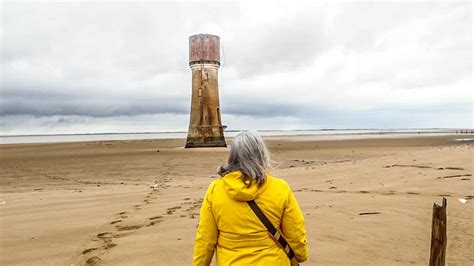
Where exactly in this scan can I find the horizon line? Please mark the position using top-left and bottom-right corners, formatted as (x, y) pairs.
(1, 128), (472, 138)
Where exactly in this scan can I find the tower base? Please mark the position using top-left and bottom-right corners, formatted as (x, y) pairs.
(185, 136), (227, 148)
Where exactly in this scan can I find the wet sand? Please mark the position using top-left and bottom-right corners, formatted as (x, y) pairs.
(0, 135), (473, 265)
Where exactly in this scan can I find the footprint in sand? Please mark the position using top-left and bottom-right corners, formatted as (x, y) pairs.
(115, 225), (143, 231)
(82, 248), (97, 255)
(83, 233), (117, 265)
(97, 232), (114, 239)
(104, 242), (117, 249)
(95, 231), (118, 249)
(147, 220), (163, 226)
(113, 232), (133, 238)
(166, 206), (181, 215)
(117, 211), (128, 219)
(85, 256), (101, 265)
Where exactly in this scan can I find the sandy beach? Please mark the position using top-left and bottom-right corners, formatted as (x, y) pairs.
(1, 135), (473, 265)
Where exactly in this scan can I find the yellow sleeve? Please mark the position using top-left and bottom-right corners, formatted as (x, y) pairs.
(281, 188), (309, 263)
(192, 181), (218, 266)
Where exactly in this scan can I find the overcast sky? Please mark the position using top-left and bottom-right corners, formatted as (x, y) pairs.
(1, 1), (472, 135)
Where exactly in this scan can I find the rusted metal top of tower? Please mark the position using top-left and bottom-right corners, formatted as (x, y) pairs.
(189, 34), (220, 66)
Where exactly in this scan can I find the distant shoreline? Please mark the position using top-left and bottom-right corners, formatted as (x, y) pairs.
(1, 129), (472, 145)
(1, 128), (471, 138)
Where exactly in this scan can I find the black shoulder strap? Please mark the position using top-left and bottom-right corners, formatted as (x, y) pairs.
(247, 200), (295, 260)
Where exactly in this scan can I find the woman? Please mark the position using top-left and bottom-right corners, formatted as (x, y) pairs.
(193, 131), (309, 265)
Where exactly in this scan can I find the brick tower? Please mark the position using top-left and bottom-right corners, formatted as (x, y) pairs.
(185, 34), (226, 148)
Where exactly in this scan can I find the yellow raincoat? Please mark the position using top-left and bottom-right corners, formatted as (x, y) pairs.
(193, 171), (309, 265)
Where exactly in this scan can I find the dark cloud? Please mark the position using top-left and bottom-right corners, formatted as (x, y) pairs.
(0, 87), (189, 117)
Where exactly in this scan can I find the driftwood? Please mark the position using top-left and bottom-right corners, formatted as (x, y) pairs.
(429, 198), (447, 266)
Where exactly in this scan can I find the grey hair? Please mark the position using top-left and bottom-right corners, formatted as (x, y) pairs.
(218, 130), (271, 186)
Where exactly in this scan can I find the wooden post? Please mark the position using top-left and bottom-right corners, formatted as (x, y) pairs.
(429, 197), (447, 266)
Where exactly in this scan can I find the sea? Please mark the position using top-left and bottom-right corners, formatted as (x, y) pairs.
(1, 129), (472, 145)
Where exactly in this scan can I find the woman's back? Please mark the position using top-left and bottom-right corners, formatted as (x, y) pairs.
(193, 170), (308, 265)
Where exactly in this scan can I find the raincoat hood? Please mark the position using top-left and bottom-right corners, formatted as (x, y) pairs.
(222, 171), (271, 201)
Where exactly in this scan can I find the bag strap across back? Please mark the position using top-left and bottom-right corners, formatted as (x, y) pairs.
(247, 200), (295, 260)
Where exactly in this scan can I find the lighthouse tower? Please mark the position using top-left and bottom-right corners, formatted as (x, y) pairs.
(185, 34), (227, 148)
